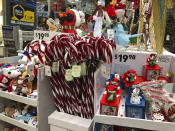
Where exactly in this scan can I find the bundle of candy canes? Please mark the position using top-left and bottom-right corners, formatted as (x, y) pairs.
(25, 34), (116, 119)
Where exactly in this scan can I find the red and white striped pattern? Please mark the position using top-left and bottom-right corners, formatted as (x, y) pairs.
(25, 34), (116, 119)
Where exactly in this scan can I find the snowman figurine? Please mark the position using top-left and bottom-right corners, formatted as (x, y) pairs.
(130, 88), (141, 105)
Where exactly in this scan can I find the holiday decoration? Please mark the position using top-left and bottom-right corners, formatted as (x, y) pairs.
(164, 103), (175, 122)
(144, 53), (161, 81)
(122, 70), (144, 89)
(105, 24), (142, 48)
(100, 76), (121, 116)
(115, 0), (126, 22)
(147, 53), (157, 67)
(58, 9), (85, 34)
(0, 66), (21, 91)
(150, 0), (174, 54)
(25, 34), (116, 119)
(90, 0), (111, 37)
(105, 0), (116, 20)
(125, 87), (145, 119)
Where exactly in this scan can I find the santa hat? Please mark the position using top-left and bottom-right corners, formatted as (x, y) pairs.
(70, 9), (81, 27)
(150, 53), (157, 56)
(58, 9), (82, 27)
(115, 0), (126, 10)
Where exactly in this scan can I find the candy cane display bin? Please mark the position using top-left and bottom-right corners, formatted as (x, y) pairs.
(25, 34), (116, 130)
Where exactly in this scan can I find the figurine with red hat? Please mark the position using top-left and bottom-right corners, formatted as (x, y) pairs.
(144, 53), (161, 81)
(58, 9), (85, 34)
(100, 75), (122, 116)
(147, 53), (157, 67)
(115, 0), (126, 22)
(106, 78), (120, 101)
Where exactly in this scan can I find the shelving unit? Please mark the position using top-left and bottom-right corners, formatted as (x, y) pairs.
(0, 91), (37, 107)
(0, 57), (56, 131)
(0, 114), (37, 131)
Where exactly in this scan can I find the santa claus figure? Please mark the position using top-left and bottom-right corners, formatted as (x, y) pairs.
(58, 9), (85, 34)
(115, 0), (126, 22)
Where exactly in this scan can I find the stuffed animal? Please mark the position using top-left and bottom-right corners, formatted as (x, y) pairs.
(58, 9), (85, 34)
(15, 75), (28, 96)
(5, 106), (16, 118)
(0, 66), (21, 91)
(90, 0), (111, 37)
(115, 0), (126, 22)
(105, 23), (142, 48)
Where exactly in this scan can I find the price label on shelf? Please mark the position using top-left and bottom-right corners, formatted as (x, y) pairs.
(34, 30), (60, 41)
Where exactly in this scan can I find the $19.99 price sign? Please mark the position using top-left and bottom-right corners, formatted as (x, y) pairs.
(34, 30), (60, 41)
(115, 54), (136, 62)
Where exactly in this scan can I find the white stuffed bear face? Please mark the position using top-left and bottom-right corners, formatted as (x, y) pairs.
(3, 67), (21, 79)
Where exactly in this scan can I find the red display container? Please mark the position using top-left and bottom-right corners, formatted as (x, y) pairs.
(143, 64), (161, 81)
(100, 89), (122, 116)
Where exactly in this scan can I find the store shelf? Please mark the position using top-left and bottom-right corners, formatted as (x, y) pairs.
(0, 114), (37, 131)
(0, 90), (37, 107)
(94, 86), (175, 131)
(94, 114), (175, 131)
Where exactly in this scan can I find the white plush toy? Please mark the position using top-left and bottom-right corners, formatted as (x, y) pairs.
(0, 66), (21, 91)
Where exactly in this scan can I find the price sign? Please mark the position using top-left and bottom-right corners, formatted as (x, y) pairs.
(112, 50), (172, 77)
(34, 30), (60, 41)
(107, 29), (114, 40)
(114, 54), (136, 63)
(72, 65), (81, 78)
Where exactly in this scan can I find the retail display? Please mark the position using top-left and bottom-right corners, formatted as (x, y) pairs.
(100, 74), (121, 116)
(25, 34), (116, 120)
(0, 0), (175, 130)
(125, 87), (145, 119)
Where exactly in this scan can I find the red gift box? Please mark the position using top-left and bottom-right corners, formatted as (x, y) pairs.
(100, 89), (122, 116)
(143, 64), (161, 81)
